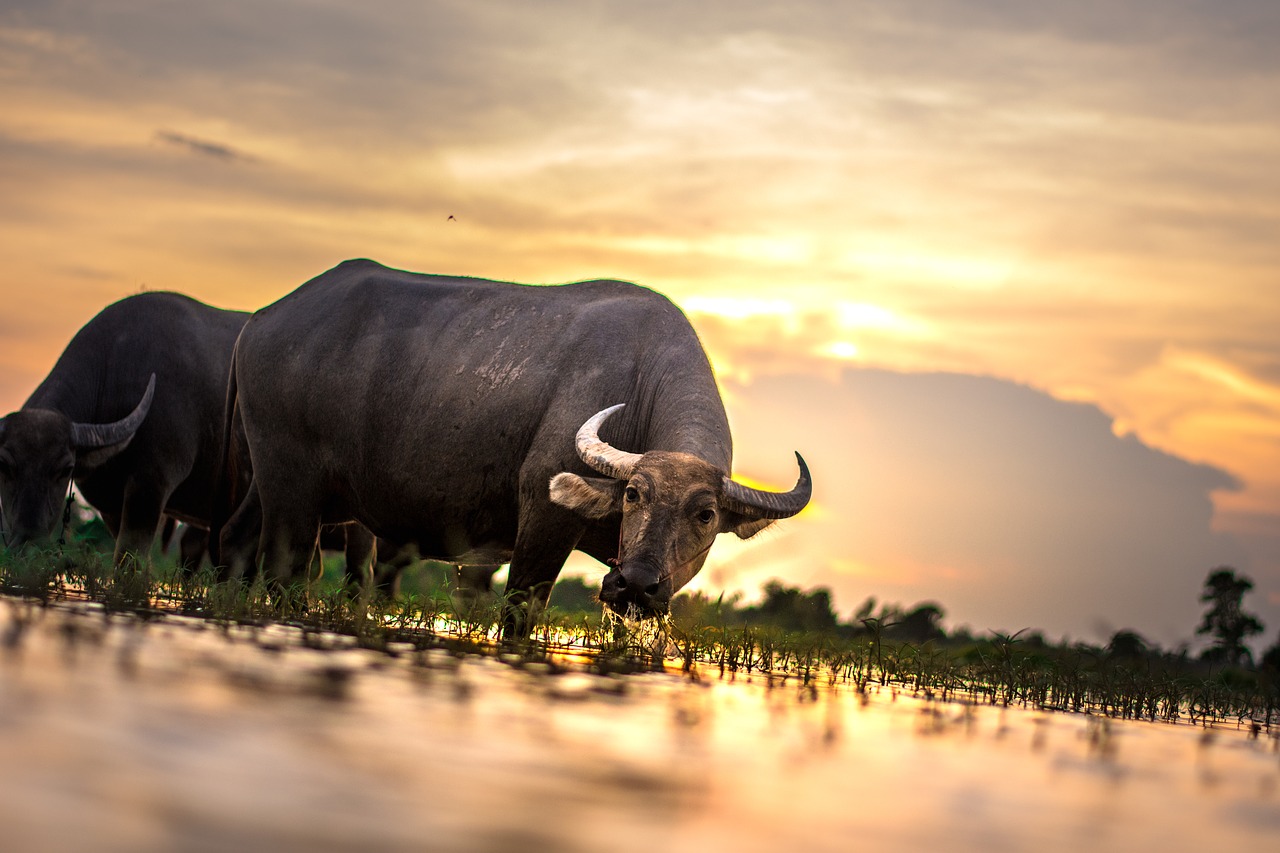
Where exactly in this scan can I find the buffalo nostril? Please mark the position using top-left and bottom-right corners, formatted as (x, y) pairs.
(644, 582), (660, 596)
(602, 572), (626, 596)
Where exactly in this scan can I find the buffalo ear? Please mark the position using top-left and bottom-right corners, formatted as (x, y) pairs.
(721, 511), (775, 540)
(549, 473), (625, 519)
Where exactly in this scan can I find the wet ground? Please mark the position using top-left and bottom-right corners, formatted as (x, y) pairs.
(1, 596), (1278, 852)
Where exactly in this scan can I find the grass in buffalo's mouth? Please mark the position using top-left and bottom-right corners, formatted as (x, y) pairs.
(2, 542), (1278, 732)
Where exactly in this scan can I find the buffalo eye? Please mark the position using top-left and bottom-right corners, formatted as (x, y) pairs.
(624, 485), (640, 503)
(696, 508), (716, 525)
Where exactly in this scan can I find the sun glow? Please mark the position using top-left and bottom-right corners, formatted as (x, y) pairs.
(834, 302), (928, 337)
(610, 234), (815, 266)
(681, 296), (797, 320)
(841, 248), (1011, 290)
(684, 296), (922, 334)
(827, 341), (859, 360)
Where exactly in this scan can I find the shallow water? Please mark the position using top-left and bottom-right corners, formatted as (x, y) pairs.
(1, 597), (1277, 852)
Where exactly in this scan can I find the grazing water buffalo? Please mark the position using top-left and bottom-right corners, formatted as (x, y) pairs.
(0, 292), (248, 565)
(221, 259), (811, 631)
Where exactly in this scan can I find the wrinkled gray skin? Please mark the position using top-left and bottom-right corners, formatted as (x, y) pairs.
(0, 293), (248, 565)
(222, 259), (811, 633)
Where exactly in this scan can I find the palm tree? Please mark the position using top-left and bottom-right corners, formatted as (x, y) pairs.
(1196, 567), (1264, 666)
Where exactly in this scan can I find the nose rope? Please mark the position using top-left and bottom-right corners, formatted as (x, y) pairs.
(609, 527), (715, 587)
(608, 524), (624, 567)
(657, 538), (715, 585)
(57, 468), (76, 547)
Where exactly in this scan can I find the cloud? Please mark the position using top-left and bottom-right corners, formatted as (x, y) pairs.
(711, 367), (1251, 649)
(153, 130), (255, 163)
(0, 2), (598, 151)
(6, 1), (1280, 283)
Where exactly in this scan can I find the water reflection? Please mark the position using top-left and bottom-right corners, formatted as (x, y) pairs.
(1, 598), (1277, 852)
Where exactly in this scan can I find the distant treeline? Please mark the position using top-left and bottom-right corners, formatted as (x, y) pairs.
(549, 568), (1280, 673)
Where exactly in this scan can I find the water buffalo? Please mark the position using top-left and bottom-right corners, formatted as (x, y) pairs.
(220, 259), (811, 632)
(0, 292), (248, 565)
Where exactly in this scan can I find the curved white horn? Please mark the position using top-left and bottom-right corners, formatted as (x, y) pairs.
(575, 404), (642, 480)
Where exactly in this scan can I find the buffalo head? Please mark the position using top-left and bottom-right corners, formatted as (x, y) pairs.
(0, 375), (154, 549)
(549, 404), (811, 618)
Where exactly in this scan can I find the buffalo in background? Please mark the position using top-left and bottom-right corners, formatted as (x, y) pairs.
(0, 293), (247, 566)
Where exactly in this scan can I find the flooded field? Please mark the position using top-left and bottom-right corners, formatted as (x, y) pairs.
(2, 595), (1278, 853)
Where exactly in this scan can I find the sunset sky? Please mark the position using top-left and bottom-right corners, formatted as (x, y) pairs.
(3, 1), (1279, 651)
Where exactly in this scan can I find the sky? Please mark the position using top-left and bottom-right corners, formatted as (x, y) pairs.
(2, 0), (1279, 651)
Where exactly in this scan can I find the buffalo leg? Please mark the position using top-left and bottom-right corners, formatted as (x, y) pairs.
(502, 515), (582, 640)
(255, 480), (322, 588)
(342, 524), (377, 592)
(217, 482), (264, 583)
(159, 516), (178, 552)
(372, 538), (415, 595)
(452, 565), (500, 609)
(177, 525), (208, 572)
(113, 482), (168, 568)
(98, 509), (122, 540)
(257, 521), (320, 587)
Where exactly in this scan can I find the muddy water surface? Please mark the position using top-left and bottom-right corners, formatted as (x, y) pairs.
(1, 598), (1278, 852)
